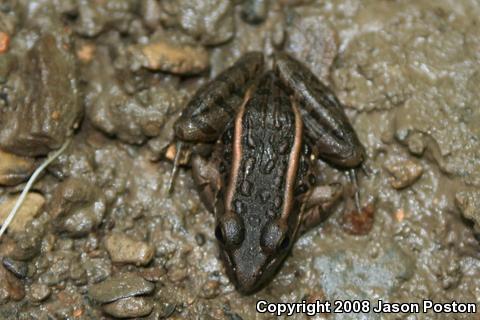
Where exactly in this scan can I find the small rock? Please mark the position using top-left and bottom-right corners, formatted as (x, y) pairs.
(406, 131), (426, 156)
(50, 178), (106, 237)
(0, 193), (45, 233)
(385, 159), (423, 189)
(139, 266), (167, 282)
(86, 64), (186, 145)
(141, 0), (162, 29)
(168, 267), (188, 283)
(456, 191), (480, 234)
(200, 280), (221, 299)
(70, 262), (88, 286)
(0, 231), (42, 261)
(0, 31), (10, 54)
(129, 40), (209, 74)
(195, 233), (206, 246)
(341, 203), (375, 236)
(105, 233), (154, 266)
(285, 7), (337, 82)
(2, 257), (28, 278)
(0, 264), (25, 301)
(159, 0), (235, 45)
(0, 150), (36, 186)
(82, 257), (112, 284)
(76, 43), (95, 63)
(0, 33), (82, 156)
(88, 273), (154, 304)
(102, 297), (153, 318)
(28, 283), (51, 302)
(241, 0), (270, 25)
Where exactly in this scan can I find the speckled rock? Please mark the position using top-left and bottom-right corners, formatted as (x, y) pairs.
(88, 273), (154, 304)
(0, 228), (43, 261)
(455, 191), (480, 235)
(0, 193), (45, 233)
(73, 0), (137, 37)
(129, 40), (209, 74)
(0, 150), (36, 186)
(0, 32), (82, 156)
(2, 257), (28, 279)
(385, 159), (423, 189)
(28, 283), (51, 303)
(313, 242), (414, 319)
(85, 49), (187, 145)
(82, 256), (112, 284)
(0, 264), (25, 302)
(241, 0), (270, 25)
(49, 177), (106, 237)
(105, 233), (154, 266)
(159, 0), (235, 45)
(102, 297), (153, 318)
(285, 7), (338, 82)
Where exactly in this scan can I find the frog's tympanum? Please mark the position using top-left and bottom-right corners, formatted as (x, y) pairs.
(171, 52), (365, 293)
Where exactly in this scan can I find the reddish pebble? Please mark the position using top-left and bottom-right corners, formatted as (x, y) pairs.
(0, 32), (10, 53)
(341, 203), (375, 236)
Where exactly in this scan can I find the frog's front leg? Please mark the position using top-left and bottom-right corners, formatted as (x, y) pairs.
(174, 52), (264, 143)
(169, 52), (264, 190)
(274, 52), (365, 168)
(275, 53), (365, 209)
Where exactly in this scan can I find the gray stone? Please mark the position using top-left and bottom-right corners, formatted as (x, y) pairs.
(88, 273), (154, 304)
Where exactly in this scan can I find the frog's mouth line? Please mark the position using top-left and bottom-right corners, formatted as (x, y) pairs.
(218, 244), (291, 294)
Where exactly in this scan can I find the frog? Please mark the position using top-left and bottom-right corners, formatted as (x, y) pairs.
(170, 52), (365, 294)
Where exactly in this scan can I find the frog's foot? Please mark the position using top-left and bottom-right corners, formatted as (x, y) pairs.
(360, 161), (372, 177)
(299, 183), (343, 234)
(191, 154), (221, 214)
(167, 141), (192, 193)
(348, 169), (362, 213)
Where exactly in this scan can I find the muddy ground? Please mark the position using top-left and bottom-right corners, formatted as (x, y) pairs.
(0, 0), (479, 319)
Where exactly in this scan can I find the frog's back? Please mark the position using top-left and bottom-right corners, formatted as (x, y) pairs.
(221, 72), (306, 232)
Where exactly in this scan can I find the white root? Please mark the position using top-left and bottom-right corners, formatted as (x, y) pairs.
(0, 138), (72, 240)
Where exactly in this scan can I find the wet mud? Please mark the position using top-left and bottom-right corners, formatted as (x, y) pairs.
(0, 0), (479, 319)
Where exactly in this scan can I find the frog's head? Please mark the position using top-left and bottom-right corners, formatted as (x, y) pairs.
(214, 209), (300, 294)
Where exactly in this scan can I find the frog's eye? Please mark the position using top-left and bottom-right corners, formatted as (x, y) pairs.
(215, 213), (244, 247)
(260, 221), (290, 253)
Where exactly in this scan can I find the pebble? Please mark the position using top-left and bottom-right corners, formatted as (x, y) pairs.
(0, 232), (42, 261)
(284, 7), (337, 82)
(88, 273), (154, 304)
(28, 283), (51, 302)
(129, 40), (209, 74)
(0, 33), (81, 157)
(139, 266), (167, 282)
(0, 264), (25, 301)
(102, 297), (153, 318)
(200, 279), (221, 299)
(167, 267), (188, 283)
(341, 203), (375, 236)
(0, 150), (36, 186)
(159, 0), (235, 45)
(82, 256), (112, 284)
(105, 233), (154, 266)
(385, 159), (423, 189)
(2, 257), (28, 278)
(0, 193), (45, 233)
(195, 233), (206, 246)
(50, 178), (106, 237)
(406, 131), (426, 156)
(455, 191), (480, 234)
(241, 0), (270, 25)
